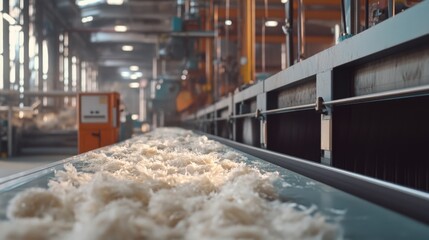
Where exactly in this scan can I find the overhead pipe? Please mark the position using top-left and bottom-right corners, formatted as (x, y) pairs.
(225, 0), (230, 93)
(364, 0), (369, 29)
(176, 0), (184, 18)
(353, 0), (360, 34)
(262, 0), (268, 73)
(184, 0), (190, 18)
(214, 3), (220, 101)
(204, 0), (214, 100)
(240, 0), (255, 84)
(388, 0), (395, 18)
(297, 0), (304, 61)
(340, 0), (348, 35)
(283, 0), (294, 67)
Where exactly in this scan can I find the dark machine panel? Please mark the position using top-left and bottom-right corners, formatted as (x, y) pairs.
(333, 96), (429, 192)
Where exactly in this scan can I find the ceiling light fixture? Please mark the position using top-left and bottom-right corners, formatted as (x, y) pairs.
(77, 0), (102, 7)
(265, 20), (279, 27)
(121, 71), (130, 77)
(114, 25), (127, 32)
(129, 65), (139, 71)
(281, 0), (288, 3)
(81, 16), (94, 23)
(129, 82), (140, 88)
(106, 0), (124, 5)
(225, 20), (232, 26)
(122, 45), (133, 51)
(130, 72), (143, 80)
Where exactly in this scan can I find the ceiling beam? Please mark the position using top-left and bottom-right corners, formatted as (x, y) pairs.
(81, 7), (175, 20)
(91, 32), (159, 43)
(98, 59), (154, 67)
(204, 7), (341, 21)
(226, 35), (334, 44)
(72, 27), (170, 34)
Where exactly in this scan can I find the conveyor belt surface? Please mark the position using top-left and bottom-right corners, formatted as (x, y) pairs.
(0, 128), (428, 239)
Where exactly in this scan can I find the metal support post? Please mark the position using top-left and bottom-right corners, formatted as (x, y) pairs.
(160, 111), (165, 127)
(232, 101), (237, 141)
(257, 93), (267, 148)
(3, 0), (10, 90)
(316, 70), (333, 166)
(228, 93), (234, 140)
(23, 0), (30, 105)
(7, 103), (13, 157)
(139, 85), (146, 122)
(36, 1), (44, 93)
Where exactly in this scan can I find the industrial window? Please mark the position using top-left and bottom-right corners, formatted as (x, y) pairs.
(29, 0), (38, 91)
(63, 32), (70, 105)
(0, 1), (3, 89)
(7, 0), (24, 107)
(81, 61), (87, 92)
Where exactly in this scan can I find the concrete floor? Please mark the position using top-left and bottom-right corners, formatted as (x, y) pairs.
(0, 155), (73, 178)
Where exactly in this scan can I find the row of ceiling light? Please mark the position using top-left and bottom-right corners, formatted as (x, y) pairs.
(77, 0), (124, 7)
(121, 65), (143, 80)
(78, 0), (142, 83)
(224, 19), (279, 27)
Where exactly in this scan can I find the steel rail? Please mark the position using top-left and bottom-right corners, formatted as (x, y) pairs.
(261, 103), (316, 115)
(229, 112), (256, 119)
(190, 117), (230, 123)
(324, 85), (429, 106)
(0, 157), (79, 191)
(201, 132), (429, 226)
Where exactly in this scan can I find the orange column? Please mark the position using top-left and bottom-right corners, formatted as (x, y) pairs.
(204, 0), (214, 101)
(240, 0), (255, 84)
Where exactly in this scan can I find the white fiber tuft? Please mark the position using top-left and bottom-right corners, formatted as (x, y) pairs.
(0, 128), (341, 239)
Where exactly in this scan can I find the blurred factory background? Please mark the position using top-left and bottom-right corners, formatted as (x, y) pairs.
(1, 0), (429, 193)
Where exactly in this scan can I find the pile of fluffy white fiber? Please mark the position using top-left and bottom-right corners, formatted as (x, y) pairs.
(0, 128), (340, 240)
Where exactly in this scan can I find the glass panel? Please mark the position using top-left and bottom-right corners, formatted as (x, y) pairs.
(71, 56), (77, 91)
(0, 1), (3, 89)
(81, 62), (86, 92)
(42, 40), (48, 76)
(0, 14), (3, 54)
(64, 57), (69, 91)
(0, 57), (3, 89)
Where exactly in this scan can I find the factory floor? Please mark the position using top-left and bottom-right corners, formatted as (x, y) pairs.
(0, 154), (73, 178)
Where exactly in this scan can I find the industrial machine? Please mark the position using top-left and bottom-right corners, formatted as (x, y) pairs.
(182, 1), (429, 193)
(1, 130), (429, 238)
(78, 92), (120, 154)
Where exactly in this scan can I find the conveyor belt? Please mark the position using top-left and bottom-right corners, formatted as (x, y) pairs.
(1, 130), (429, 239)
(202, 132), (429, 226)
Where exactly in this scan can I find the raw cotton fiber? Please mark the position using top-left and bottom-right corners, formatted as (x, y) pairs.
(0, 128), (341, 240)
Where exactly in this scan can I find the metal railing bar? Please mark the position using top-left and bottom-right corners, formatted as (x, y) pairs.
(229, 112), (256, 119)
(262, 103), (316, 115)
(324, 85), (429, 106)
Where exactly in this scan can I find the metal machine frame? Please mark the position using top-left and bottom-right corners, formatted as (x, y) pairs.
(182, 2), (429, 190)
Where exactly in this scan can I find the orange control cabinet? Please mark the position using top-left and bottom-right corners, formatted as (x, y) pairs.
(78, 92), (120, 154)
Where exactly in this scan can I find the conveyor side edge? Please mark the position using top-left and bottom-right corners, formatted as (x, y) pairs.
(201, 132), (429, 226)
